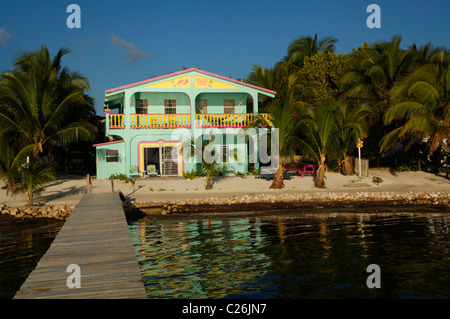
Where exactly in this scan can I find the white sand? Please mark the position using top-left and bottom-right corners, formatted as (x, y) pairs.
(1, 169), (449, 207)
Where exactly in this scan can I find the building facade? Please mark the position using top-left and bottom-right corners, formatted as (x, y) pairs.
(94, 68), (275, 179)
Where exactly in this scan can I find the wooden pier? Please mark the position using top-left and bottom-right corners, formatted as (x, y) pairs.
(14, 193), (147, 299)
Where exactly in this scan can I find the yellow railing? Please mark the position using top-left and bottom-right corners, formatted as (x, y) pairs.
(196, 113), (272, 128)
(109, 114), (125, 128)
(108, 113), (271, 129)
(130, 114), (190, 128)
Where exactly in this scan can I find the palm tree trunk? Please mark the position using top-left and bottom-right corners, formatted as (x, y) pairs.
(27, 185), (33, 206)
(270, 156), (284, 189)
(342, 154), (353, 175)
(315, 154), (326, 188)
(205, 165), (212, 190)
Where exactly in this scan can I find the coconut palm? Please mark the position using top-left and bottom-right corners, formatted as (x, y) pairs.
(282, 34), (338, 69)
(380, 49), (449, 157)
(333, 101), (372, 175)
(0, 140), (33, 194)
(252, 71), (311, 189)
(340, 36), (412, 120)
(181, 134), (240, 190)
(17, 160), (57, 206)
(296, 101), (339, 188)
(0, 45), (96, 160)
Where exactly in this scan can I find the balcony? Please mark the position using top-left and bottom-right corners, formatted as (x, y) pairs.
(131, 114), (191, 128)
(107, 113), (271, 129)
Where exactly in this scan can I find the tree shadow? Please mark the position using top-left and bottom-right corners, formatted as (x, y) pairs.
(389, 168), (398, 176)
(125, 185), (144, 200)
(37, 185), (87, 204)
(210, 174), (235, 187)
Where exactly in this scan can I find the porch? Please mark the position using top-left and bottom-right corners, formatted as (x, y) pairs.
(107, 113), (272, 129)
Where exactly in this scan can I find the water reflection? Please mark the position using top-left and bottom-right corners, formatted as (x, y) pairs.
(128, 208), (450, 299)
(0, 218), (63, 299)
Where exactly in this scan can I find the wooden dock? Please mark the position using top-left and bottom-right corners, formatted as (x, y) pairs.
(14, 193), (147, 299)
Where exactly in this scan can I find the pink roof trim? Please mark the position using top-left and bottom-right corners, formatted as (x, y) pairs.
(105, 68), (276, 95)
(93, 140), (125, 147)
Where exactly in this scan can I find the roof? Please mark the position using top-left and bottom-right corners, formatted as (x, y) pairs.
(105, 68), (276, 96)
(93, 140), (125, 147)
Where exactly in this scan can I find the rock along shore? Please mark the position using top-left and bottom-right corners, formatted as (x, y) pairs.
(0, 204), (74, 221)
(1, 191), (449, 220)
(132, 191), (450, 215)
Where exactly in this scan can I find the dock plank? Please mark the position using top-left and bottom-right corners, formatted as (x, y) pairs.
(14, 193), (147, 299)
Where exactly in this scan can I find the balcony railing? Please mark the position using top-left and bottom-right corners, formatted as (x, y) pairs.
(131, 114), (191, 128)
(109, 114), (125, 128)
(108, 113), (271, 129)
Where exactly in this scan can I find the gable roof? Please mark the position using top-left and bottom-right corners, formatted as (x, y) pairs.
(105, 68), (276, 96)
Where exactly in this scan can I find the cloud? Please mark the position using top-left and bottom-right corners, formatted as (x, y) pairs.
(78, 38), (89, 54)
(111, 33), (149, 63)
(0, 28), (11, 46)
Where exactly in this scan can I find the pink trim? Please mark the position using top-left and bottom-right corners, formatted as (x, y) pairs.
(105, 69), (196, 93)
(197, 69), (277, 95)
(132, 126), (190, 129)
(137, 140), (183, 173)
(93, 140), (125, 147)
(196, 125), (247, 128)
(105, 68), (276, 96)
(104, 109), (111, 114)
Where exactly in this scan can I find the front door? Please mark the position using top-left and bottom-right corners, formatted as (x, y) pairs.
(161, 146), (179, 176)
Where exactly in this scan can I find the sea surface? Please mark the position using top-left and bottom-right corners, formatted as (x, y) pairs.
(0, 216), (63, 299)
(128, 206), (450, 299)
(2, 206), (450, 299)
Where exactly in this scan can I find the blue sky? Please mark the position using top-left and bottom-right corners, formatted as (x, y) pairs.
(0, 0), (448, 114)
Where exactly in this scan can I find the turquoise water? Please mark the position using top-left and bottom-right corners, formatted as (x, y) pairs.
(128, 207), (450, 299)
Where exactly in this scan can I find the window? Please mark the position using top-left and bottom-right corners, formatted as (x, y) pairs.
(105, 150), (119, 163)
(135, 99), (148, 114)
(195, 99), (208, 113)
(221, 144), (230, 163)
(164, 99), (177, 114)
(223, 99), (235, 114)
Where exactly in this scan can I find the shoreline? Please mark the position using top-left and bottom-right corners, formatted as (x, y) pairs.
(129, 190), (450, 216)
(1, 169), (449, 221)
(2, 189), (450, 222)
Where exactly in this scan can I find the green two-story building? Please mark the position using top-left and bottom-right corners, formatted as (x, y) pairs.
(94, 68), (275, 179)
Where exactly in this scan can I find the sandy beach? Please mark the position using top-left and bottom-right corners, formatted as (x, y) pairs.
(1, 168), (449, 208)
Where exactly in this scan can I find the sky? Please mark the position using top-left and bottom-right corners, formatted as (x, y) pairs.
(0, 0), (448, 115)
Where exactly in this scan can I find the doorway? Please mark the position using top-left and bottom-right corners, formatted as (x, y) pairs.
(143, 146), (179, 176)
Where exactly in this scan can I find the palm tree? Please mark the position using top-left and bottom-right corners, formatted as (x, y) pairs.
(282, 34), (338, 69)
(17, 160), (57, 206)
(0, 47), (95, 158)
(380, 49), (449, 158)
(246, 65), (283, 112)
(340, 36), (413, 121)
(333, 101), (372, 175)
(0, 45), (96, 160)
(181, 134), (239, 190)
(296, 101), (339, 188)
(0, 140), (33, 194)
(252, 72), (311, 189)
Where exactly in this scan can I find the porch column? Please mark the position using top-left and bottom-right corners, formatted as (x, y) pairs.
(123, 92), (129, 129)
(104, 108), (111, 136)
(251, 92), (260, 170)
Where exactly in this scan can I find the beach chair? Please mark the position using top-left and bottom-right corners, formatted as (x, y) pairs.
(284, 163), (316, 178)
(130, 165), (140, 178)
(145, 164), (158, 177)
